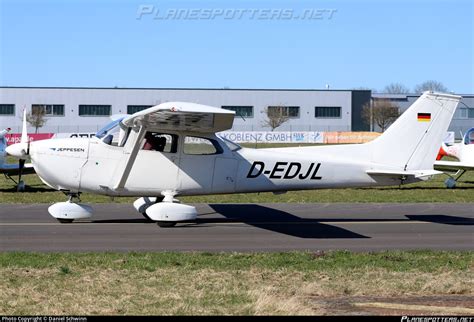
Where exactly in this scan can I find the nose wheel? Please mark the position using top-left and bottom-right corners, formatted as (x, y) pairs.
(48, 192), (93, 223)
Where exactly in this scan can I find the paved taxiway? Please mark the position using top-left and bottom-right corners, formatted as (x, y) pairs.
(1, 203), (472, 251)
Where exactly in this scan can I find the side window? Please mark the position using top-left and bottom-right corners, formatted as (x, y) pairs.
(183, 136), (223, 155)
(142, 132), (178, 153)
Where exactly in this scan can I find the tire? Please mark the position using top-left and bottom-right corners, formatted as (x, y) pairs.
(17, 181), (25, 192)
(57, 219), (74, 223)
(445, 177), (457, 189)
(156, 221), (177, 228)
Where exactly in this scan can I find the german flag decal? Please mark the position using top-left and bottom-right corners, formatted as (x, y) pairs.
(417, 113), (431, 122)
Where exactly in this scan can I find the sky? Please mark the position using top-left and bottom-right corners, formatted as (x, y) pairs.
(0, 0), (473, 93)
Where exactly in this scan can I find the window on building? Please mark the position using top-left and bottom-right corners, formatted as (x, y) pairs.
(468, 108), (474, 119)
(315, 106), (341, 118)
(455, 108), (468, 119)
(32, 104), (64, 116)
(0, 104), (15, 115)
(221, 106), (254, 118)
(267, 106), (300, 118)
(79, 105), (111, 116)
(127, 105), (152, 114)
(183, 136), (223, 155)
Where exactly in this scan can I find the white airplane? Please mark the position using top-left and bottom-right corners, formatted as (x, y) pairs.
(0, 124), (35, 191)
(434, 127), (474, 188)
(7, 92), (461, 226)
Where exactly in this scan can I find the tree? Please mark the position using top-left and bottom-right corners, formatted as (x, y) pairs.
(26, 105), (48, 133)
(261, 106), (290, 131)
(362, 99), (400, 132)
(414, 80), (448, 93)
(383, 83), (409, 94)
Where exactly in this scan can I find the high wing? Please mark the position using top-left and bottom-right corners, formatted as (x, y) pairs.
(113, 102), (235, 190)
(121, 102), (235, 133)
(0, 163), (35, 175)
(434, 160), (474, 171)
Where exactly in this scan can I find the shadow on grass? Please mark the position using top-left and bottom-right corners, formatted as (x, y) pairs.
(356, 185), (474, 191)
(0, 185), (56, 193)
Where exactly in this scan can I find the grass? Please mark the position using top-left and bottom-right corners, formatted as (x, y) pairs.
(0, 251), (472, 315)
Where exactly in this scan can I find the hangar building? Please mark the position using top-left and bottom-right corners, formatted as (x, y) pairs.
(0, 86), (472, 136)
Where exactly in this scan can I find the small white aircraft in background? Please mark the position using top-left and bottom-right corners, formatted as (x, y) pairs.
(435, 127), (474, 188)
(0, 124), (35, 191)
(7, 92), (461, 226)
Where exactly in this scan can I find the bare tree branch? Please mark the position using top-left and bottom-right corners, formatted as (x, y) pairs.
(362, 99), (400, 132)
(26, 105), (48, 133)
(383, 83), (410, 94)
(414, 80), (448, 93)
(261, 106), (291, 131)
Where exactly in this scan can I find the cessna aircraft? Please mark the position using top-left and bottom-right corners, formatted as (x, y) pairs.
(7, 92), (461, 226)
(0, 123), (35, 191)
(434, 127), (474, 188)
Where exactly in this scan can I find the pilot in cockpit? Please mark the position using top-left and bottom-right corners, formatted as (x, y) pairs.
(143, 133), (166, 152)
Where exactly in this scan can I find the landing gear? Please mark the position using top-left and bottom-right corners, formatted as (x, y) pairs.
(4, 174), (26, 192)
(48, 192), (93, 223)
(16, 180), (25, 192)
(444, 170), (466, 189)
(133, 196), (164, 221)
(156, 221), (177, 228)
(57, 218), (74, 224)
(133, 192), (197, 227)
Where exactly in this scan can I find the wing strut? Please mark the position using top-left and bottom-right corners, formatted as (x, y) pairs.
(113, 126), (147, 190)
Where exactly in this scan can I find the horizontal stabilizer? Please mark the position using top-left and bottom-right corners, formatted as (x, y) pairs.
(0, 163), (35, 175)
(434, 160), (474, 171)
(367, 169), (442, 179)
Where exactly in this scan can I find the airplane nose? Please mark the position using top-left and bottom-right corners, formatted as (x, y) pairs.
(5, 143), (28, 159)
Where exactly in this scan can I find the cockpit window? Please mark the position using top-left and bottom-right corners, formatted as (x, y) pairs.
(217, 135), (241, 151)
(142, 132), (178, 153)
(96, 117), (129, 147)
(183, 136), (223, 155)
(464, 129), (474, 145)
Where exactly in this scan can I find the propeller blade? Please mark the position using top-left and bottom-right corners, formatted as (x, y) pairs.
(21, 109), (28, 144)
(18, 159), (25, 184)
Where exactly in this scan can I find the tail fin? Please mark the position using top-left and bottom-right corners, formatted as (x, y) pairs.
(369, 92), (461, 170)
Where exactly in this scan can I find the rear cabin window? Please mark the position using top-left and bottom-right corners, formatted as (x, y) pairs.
(142, 132), (178, 153)
(183, 136), (222, 155)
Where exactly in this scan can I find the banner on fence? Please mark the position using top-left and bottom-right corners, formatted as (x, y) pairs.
(219, 131), (380, 144)
(5, 133), (54, 144)
(323, 132), (381, 144)
(53, 132), (96, 139)
(8, 130), (451, 145)
(219, 131), (325, 143)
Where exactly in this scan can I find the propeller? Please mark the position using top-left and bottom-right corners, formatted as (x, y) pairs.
(5, 110), (29, 191)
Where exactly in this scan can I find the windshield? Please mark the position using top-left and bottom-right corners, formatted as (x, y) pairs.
(464, 128), (474, 145)
(95, 117), (128, 146)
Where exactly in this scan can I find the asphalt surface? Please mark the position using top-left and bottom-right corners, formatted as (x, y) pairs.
(0, 203), (473, 252)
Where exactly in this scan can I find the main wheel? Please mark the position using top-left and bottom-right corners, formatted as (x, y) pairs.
(445, 177), (457, 189)
(57, 219), (74, 223)
(156, 221), (177, 228)
(17, 181), (25, 192)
